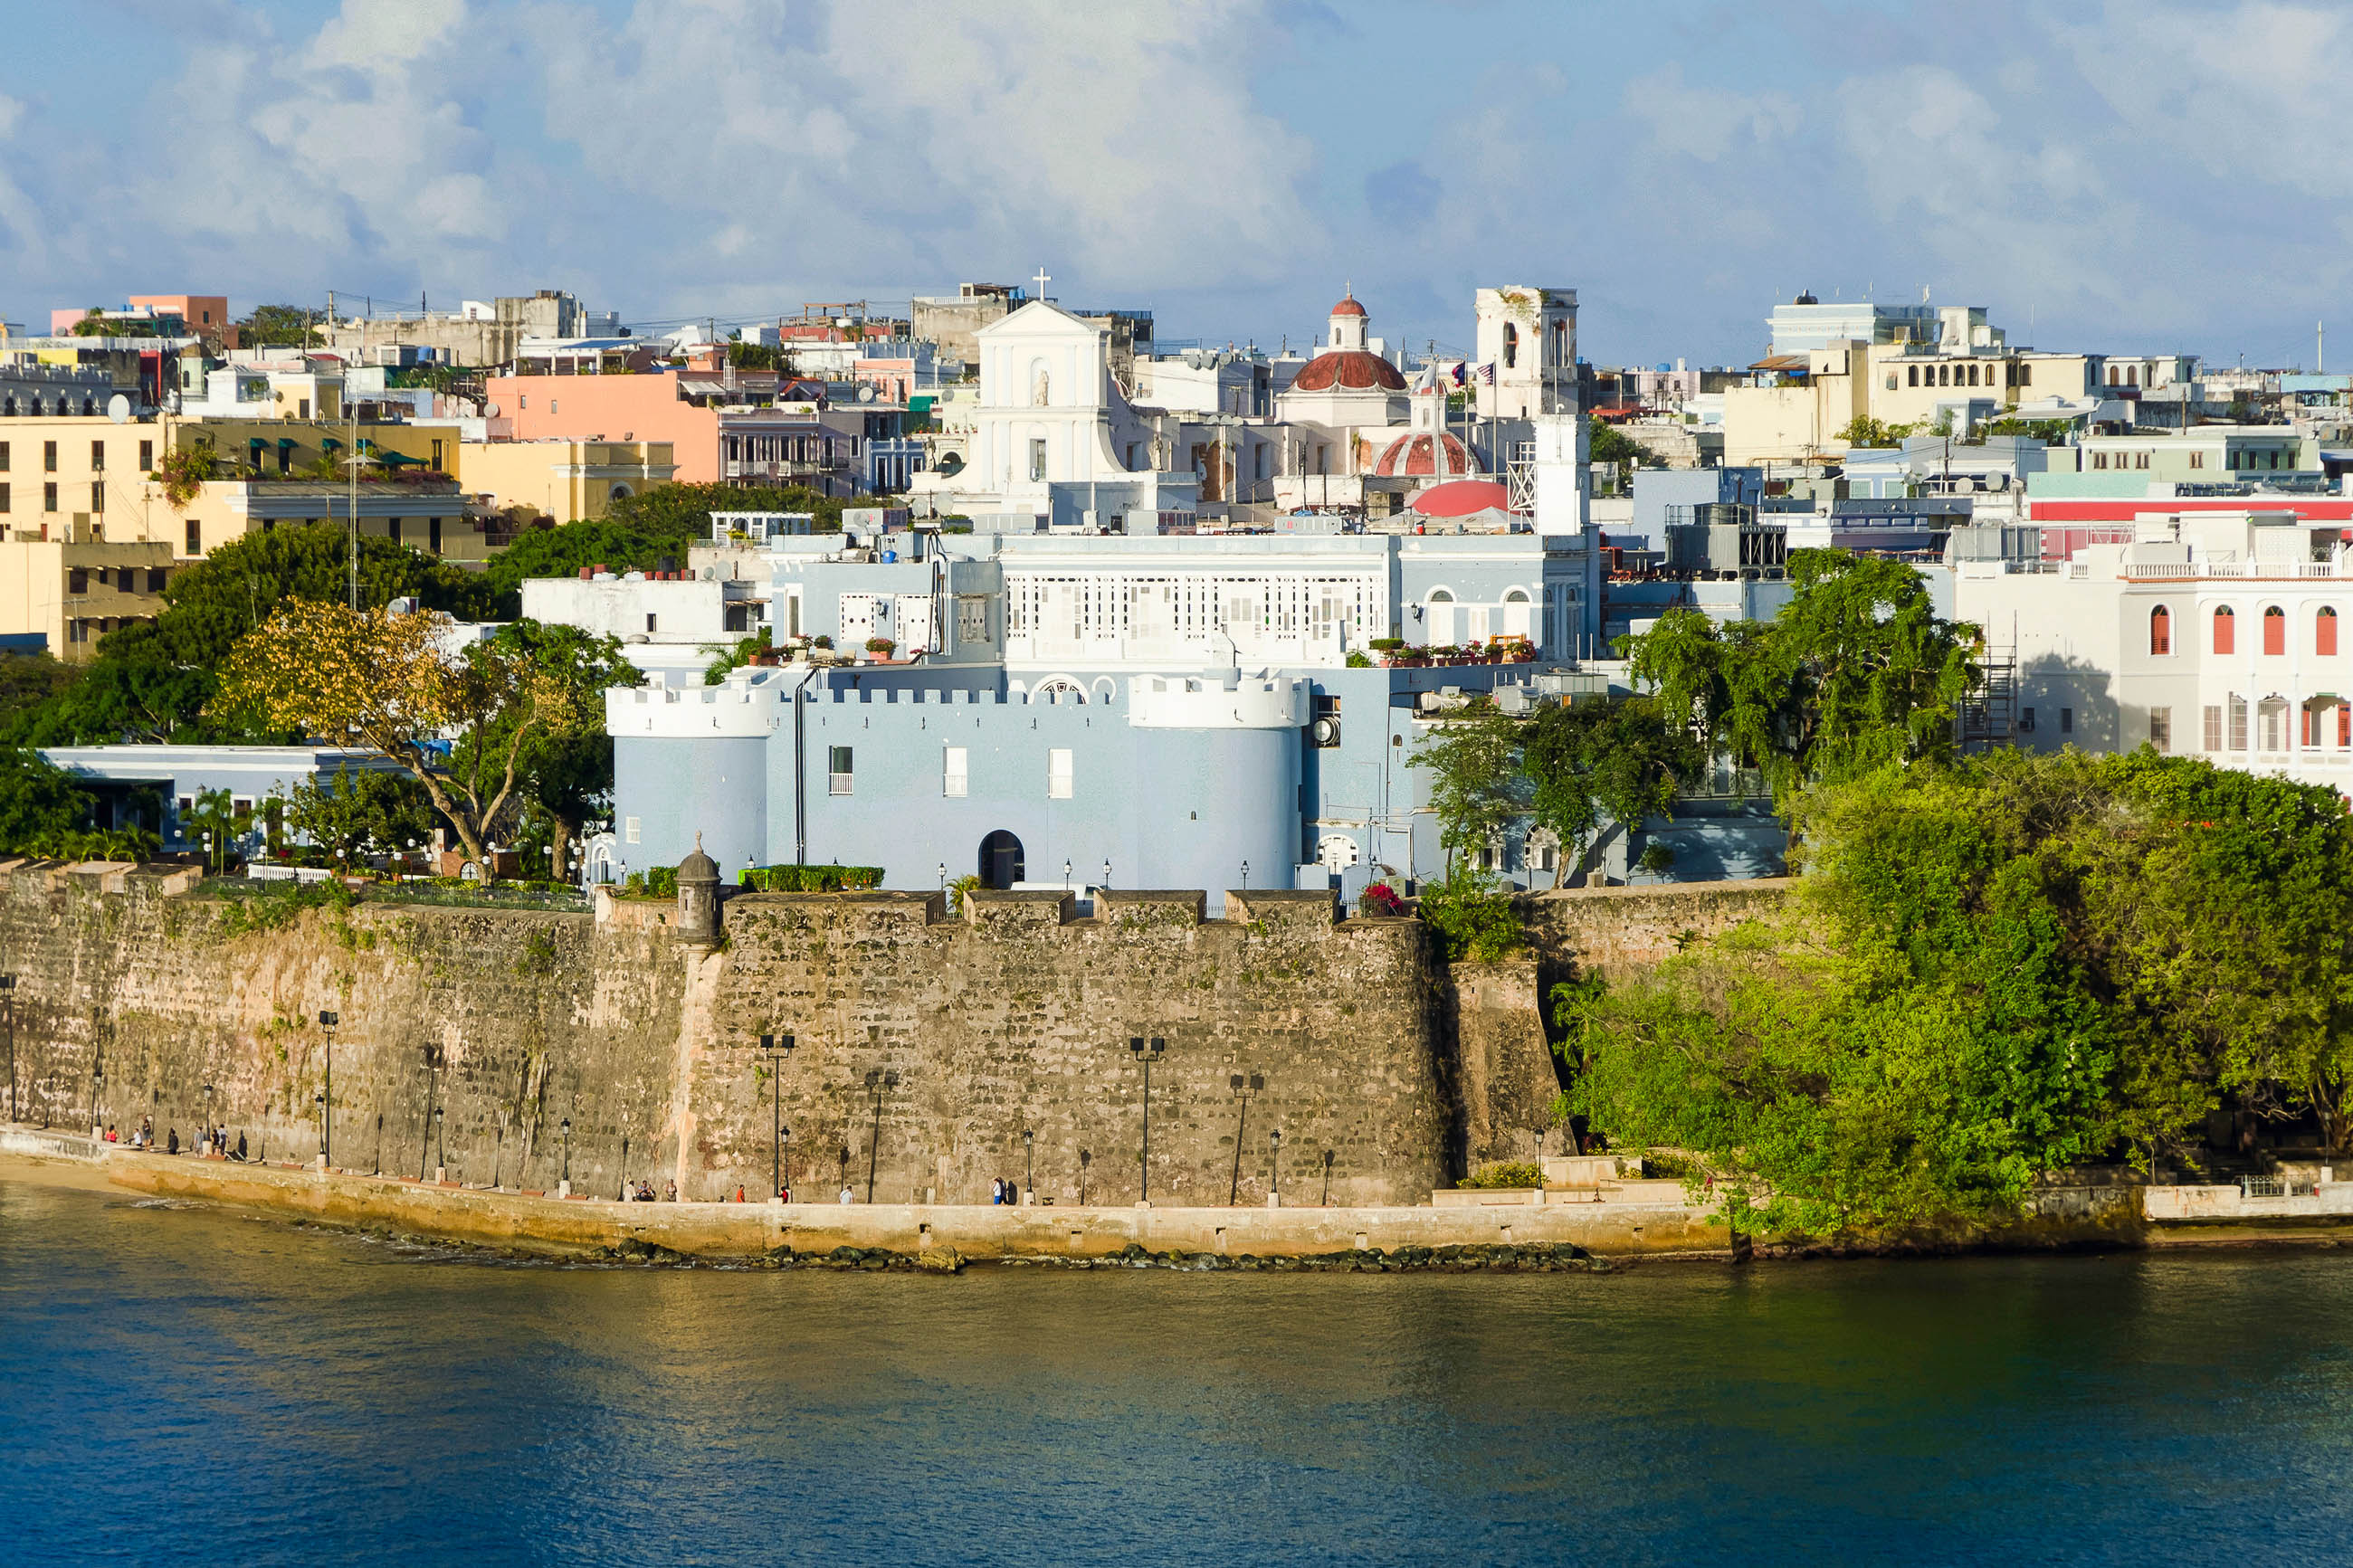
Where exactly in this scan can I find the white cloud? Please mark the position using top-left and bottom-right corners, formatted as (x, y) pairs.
(1623, 63), (1799, 164)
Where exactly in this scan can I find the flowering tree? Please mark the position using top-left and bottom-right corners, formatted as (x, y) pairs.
(216, 603), (598, 866)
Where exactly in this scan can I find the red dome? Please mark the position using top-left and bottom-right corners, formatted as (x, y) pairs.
(1329, 296), (1367, 318)
(1291, 349), (1406, 393)
(1374, 432), (1474, 479)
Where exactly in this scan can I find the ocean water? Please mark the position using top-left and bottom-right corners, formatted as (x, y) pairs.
(5, 1174), (2352, 1566)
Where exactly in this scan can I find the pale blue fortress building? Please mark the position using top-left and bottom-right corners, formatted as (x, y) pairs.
(600, 526), (1604, 909)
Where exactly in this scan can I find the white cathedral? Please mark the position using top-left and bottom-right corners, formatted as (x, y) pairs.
(911, 282), (1581, 532)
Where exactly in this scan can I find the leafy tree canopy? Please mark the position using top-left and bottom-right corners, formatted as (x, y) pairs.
(606, 481), (853, 544)
(237, 305), (316, 348)
(1522, 695), (1702, 887)
(1408, 710), (1526, 871)
(1624, 549), (1979, 811)
(1566, 749), (2353, 1238)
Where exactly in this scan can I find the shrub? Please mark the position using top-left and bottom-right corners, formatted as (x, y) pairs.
(1458, 1161), (1541, 1189)
(1414, 867), (1527, 963)
(865, 637), (896, 656)
(1345, 650), (1373, 668)
(1358, 881), (1406, 917)
(738, 863), (883, 892)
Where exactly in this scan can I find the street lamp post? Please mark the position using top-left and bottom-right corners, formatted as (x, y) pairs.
(1023, 1127), (1034, 1203)
(862, 1067), (900, 1203)
(1079, 1147), (1091, 1207)
(202, 1082), (213, 1155)
(89, 1008), (104, 1139)
(318, 1010), (338, 1169)
(418, 1046), (442, 1182)
(1128, 1035), (1166, 1203)
(1321, 1148), (1336, 1207)
(1227, 1072), (1263, 1205)
(761, 1032), (795, 1200)
(559, 1116), (572, 1197)
(434, 1104), (445, 1180)
(1268, 1127), (1283, 1208)
(1, 974), (16, 1126)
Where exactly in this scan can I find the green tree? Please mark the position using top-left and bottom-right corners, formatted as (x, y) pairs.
(1567, 749), (2353, 1238)
(1408, 710), (1525, 872)
(184, 787), (252, 873)
(703, 627), (774, 685)
(236, 305), (317, 348)
(481, 519), (688, 610)
(279, 769), (434, 867)
(1624, 549), (1979, 811)
(606, 481), (854, 543)
(1521, 696), (1702, 887)
(1834, 416), (1915, 448)
(1586, 420), (1643, 490)
(455, 621), (641, 878)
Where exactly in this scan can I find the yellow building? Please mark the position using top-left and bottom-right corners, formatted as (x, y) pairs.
(0, 537), (176, 660)
(452, 439), (675, 522)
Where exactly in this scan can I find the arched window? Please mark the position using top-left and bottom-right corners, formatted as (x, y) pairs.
(2149, 605), (2171, 655)
(1502, 323), (1518, 370)
(2213, 605), (2235, 655)
(1552, 321), (1567, 364)
(2264, 605), (2287, 656)
(2320, 606), (2339, 657)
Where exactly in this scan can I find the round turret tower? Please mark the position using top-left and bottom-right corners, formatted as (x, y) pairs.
(675, 833), (722, 946)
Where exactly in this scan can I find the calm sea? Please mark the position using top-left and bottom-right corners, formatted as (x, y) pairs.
(5, 1175), (2351, 1565)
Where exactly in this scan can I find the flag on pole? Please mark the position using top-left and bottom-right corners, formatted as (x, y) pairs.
(1477, 361), (1496, 384)
(1450, 361), (1466, 386)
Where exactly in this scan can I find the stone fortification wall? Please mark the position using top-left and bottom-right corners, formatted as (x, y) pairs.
(1519, 879), (1793, 983)
(0, 865), (1773, 1208)
(0, 867), (1453, 1207)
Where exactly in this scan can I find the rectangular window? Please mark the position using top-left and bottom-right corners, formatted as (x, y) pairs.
(829, 746), (853, 795)
(185, 520), (201, 556)
(2060, 708), (2073, 735)
(43, 442), (56, 473)
(2149, 707), (2171, 754)
(388, 518), (403, 545)
(1028, 438), (1047, 482)
(429, 518), (442, 553)
(2203, 705), (2224, 753)
(138, 441), (152, 471)
(943, 746), (968, 797)
(146, 568), (166, 594)
(624, 816), (641, 844)
(0, 482), (9, 514)
(90, 442), (104, 471)
(2020, 707), (2036, 733)
(68, 568), (87, 594)
(2189, 451), (2204, 470)
(430, 440), (444, 472)
(90, 482), (103, 514)
(0, 442), (9, 472)
(43, 482), (57, 513)
(2229, 695), (2249, 751)
(644, 612), (656, 633)
(298, 398), (310, 420)
(1048, 747), (1073, 799)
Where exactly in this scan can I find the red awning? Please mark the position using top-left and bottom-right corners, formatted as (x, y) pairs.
(1411, 479), (1511, 518)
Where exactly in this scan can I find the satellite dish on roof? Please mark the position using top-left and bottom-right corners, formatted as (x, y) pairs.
(859, 385), (877, 403)
(106, 394), (129, 423)
(483, 402), (500, 417)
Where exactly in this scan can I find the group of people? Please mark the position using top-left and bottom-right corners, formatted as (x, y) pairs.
(989, 1176), (1022, 1205)
(626, 1179), (680, 1202)
(100, 1118), (246, 1160)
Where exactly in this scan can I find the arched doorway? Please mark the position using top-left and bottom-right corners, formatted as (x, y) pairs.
(978, 831), (1025, 890)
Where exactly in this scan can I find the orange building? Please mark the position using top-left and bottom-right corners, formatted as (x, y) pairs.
(484, 363), (856, 491)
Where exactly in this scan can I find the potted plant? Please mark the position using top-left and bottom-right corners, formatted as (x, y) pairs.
(864, 636), (897, 661)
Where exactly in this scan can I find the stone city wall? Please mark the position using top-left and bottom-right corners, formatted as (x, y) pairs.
(0, 862), (1791, 1209)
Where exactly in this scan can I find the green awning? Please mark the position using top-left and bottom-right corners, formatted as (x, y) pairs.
(907, 395), (935, 414)
(320, 438), (343, 451)
(276, 437), (298, 449)
(377, 451), (422, 467)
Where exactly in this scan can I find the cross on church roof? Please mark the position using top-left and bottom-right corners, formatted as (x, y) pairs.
(1032, 266), (1052, 299)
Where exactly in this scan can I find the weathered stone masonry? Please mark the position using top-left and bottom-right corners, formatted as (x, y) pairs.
(0, 861), (1790, 1206)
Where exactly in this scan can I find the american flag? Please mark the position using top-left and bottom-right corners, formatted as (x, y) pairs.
(1478, 361), (1496, 384)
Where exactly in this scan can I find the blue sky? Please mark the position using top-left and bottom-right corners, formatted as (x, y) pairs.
(4, 0), (2347, 368)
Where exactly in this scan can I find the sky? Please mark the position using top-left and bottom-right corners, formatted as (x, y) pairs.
(2, 0), (2347, 370)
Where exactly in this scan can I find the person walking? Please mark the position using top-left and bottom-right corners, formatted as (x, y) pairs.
(167, 1127), (178, 1155)
(990, 1175), (1005, 1205)
(838, 1183), (853, 1204)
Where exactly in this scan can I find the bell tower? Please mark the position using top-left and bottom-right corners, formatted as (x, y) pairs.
(1474, 287), (1577, 420)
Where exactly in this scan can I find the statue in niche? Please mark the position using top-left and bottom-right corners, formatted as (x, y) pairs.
(1033, 368), (1051, 407)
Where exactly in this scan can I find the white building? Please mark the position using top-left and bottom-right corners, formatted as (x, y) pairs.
(1955, 509), (2353, 792)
